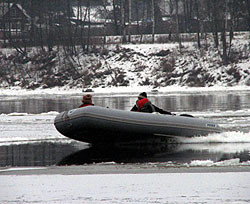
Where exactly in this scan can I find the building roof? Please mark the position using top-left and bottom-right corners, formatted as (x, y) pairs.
(0, 3), (31, 19)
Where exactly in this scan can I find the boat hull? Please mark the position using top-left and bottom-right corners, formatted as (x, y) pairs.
(54, 106), (222, 144)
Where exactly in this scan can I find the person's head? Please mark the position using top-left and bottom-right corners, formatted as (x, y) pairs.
(138, 92), (147, 100)
(82, 94), (92, 104)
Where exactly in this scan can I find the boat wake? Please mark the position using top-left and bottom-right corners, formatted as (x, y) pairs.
(175, 131), (250, 158)
(178, 131), (250, 144)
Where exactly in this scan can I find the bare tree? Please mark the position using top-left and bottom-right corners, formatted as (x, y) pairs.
(195, 0), (201, 48)
(80, 3), (88, 52)
(112, 0), (120, 35)
(175, 0), (182, 51)
(152, 0), (155, 43)
(102, 0), (108, 46)
(86, 0), (91, 52)
(211, 0), (219, 48)
(140, 0), (146, 43)
(121, 0), (126, 43)
(221, 17), (228, 64)
(6, 0), (12, 46)
(227, 0), (248, 58)
(38, 0), (45, 50)
(221, 0), (228, 64)
(135, 0), (140, 36)
(128, 0), (132, 42)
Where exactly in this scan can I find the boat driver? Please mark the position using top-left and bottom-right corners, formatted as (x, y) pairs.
(130, 92), (172, 115)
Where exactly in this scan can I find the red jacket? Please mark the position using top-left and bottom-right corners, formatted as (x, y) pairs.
(136, 98), (155, 113)
(137, 98), (149, 110)
(79, 104), (94, 108)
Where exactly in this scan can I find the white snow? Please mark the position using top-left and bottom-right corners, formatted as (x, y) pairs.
(1, 172), (250, 204)
(1, 32), (249, 90)
(0, 85), (249, 96)
(188, 158), (245, 167)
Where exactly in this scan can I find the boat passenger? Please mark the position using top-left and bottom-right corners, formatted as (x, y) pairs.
(79, 94), (94, 108)
(131, 92), (172, 115)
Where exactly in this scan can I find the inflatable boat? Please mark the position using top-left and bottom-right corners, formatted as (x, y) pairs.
(54, 106), (222, 144)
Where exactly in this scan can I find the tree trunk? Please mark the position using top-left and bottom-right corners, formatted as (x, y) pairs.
(221, 24), (228, 64)
(102, 0), (108, 46)
(81, 5), (88, 52)
(152, 0), (155, 43)
(221, 0), (228, 64)
(140, 1), (146, 43)
(121, 0), (126, 43)
(7, 0), (12, 45)
(74, 0), (81, 49)
(211, 0), (219, 48)
(128, 0), (132, 43)
(29, 0), (35, 47)
(38, 0), (44, 50)
(135, 1), (140, 36)
(227, 0), (236, 58)
(112, 0), (120, 35)
(175, 0), (182, 51)
(182, 0), (187, 32)
(87, 1), (91, 52)
(195, 0), (200, 49)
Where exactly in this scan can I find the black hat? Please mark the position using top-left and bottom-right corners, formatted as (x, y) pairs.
(138, 92), (147, 99)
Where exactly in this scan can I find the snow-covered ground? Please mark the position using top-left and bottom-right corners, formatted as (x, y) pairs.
(1, 171), (250, 204)
(0, 84), (249, 96)
(0, 32), (249, 89)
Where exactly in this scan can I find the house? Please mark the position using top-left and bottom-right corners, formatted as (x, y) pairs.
(0, 2), (31, 39)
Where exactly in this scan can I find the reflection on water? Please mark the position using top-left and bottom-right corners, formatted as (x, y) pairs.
(0, 91), (249, 114)
(0, 142), (87, 167)
(0, 142), (249, 167)
(58, 143), (250, 166)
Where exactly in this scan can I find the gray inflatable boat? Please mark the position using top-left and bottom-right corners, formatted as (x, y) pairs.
(54, 106), (222, 144)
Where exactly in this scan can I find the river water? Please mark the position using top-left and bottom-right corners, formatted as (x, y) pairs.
(0, 90), (249, 167)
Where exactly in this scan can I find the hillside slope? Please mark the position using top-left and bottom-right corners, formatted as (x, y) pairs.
(0, 33), (249, 90)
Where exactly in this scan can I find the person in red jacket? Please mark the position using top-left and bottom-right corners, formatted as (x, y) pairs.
(130, 92), (172, 114)
(79, 94), (94, 108)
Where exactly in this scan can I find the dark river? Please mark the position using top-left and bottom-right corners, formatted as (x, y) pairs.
(0, 90), (249, 114)
(0, 90), (249, 167)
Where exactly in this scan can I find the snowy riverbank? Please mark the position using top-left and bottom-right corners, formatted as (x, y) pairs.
(1, 166), (250, 204)
(0, 32), (249, 90)
(0, 85), (250, 96)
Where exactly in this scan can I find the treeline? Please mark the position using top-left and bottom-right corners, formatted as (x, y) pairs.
(1, 0), (249, 64)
